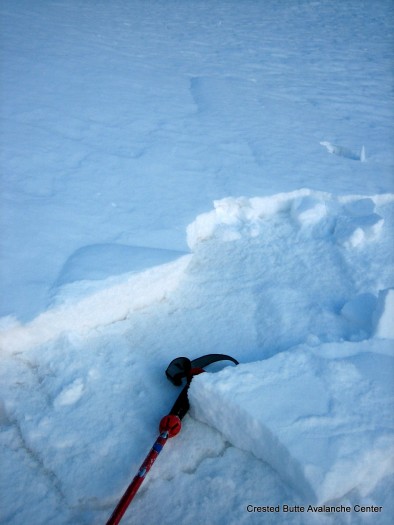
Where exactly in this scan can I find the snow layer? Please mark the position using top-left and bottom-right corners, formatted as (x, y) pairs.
(0, 255), (191, 354)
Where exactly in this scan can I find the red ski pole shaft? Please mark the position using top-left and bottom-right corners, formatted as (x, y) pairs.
(105, 357), (236, 524)
(105, 431), (169, 525)
(106, 413), (182, 525)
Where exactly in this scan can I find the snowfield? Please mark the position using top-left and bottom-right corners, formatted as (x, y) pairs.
(1, 1), (393, 524)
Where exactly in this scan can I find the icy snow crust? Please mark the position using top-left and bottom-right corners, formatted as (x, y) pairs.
(1, 191), (394, 524)
(1, 0), (394, 524)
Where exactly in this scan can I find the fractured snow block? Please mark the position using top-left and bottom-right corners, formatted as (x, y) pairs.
(189, 345), (394, 503)
(319, 141), (362, 161)
(334, 213), (384, 248)
(374, 289), (394, 339)
(291, 196), (327, 225)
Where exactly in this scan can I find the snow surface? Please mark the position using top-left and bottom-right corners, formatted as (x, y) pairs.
(1, 1), (394, 524)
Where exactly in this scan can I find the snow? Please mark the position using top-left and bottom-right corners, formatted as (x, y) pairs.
(374, 289), (394, 339)
(189, 342), (394, 504)
(0, 255), (192, 353)
(1, 1), (394, 524)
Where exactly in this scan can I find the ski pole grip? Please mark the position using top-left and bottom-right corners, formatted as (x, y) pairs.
(165, 357), (191, 386)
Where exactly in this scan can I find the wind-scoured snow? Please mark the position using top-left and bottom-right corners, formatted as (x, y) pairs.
(1, 1), (394, 524)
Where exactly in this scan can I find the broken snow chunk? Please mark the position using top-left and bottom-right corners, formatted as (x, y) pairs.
(186, 210), (217, 249)
(334, 213), (384, 248)
(320, 141), (362, 161)
(189, 345), (394, 503)
(291, 196), (327, 225)
(374, 289), (394, 339)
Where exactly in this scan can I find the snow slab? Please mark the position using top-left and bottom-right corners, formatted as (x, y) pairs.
(189, 340), (394, 504)
(0, 255), (191, 354)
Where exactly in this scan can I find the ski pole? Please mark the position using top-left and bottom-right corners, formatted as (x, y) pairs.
(105, 415), (180, 525)
(105, 354), (238, 525)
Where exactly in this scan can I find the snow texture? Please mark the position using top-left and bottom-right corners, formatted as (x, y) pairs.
(1, 1), (394, 524)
